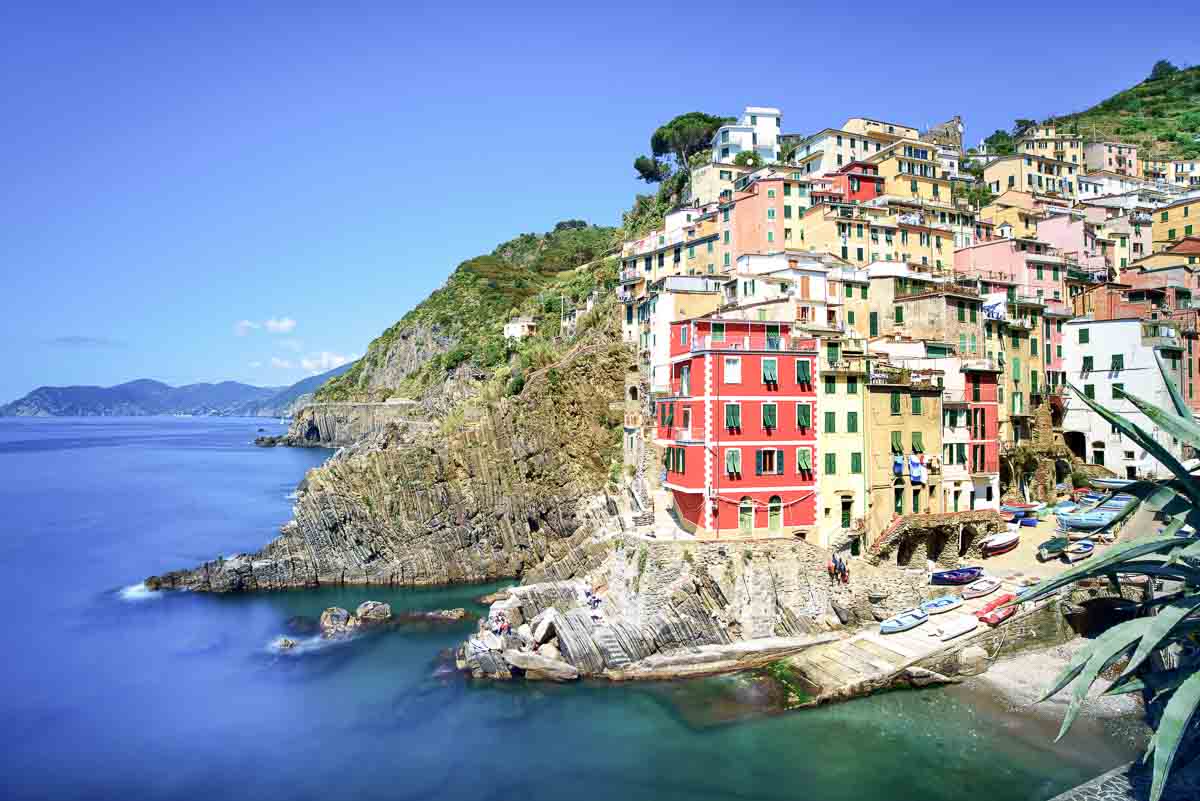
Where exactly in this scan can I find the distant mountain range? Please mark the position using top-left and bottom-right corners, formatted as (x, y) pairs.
(0, 363), (354, 418)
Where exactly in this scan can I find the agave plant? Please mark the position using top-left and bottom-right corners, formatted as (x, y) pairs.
(1013, 350), (1200, 801)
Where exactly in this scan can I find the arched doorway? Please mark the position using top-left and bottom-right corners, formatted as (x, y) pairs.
(928, 528), (948, 562)
(959, 525), (979, 557)
(628, 386), (639, 401)
(1063, 431), (1086, 461)
(768, 495), (782, 533)
(897, 536), (917, 566)
(739, 498), (753, 536)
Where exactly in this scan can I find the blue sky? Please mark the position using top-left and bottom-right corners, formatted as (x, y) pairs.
(2, 2), (1197, 401)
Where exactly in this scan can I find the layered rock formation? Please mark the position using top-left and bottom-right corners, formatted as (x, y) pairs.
(145, 322), (629, 593)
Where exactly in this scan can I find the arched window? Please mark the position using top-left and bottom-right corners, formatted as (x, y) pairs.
(739, 497), (754, 535)
(768, 495), (783, 532)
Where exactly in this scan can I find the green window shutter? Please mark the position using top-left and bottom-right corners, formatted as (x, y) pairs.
(890, 391), (901, 415)
(680, 448), (685, 473)
(912, 489), (920, 514)
(912, 431), (924, 452)
(1113, 383), (1124, 399)
(755, 450), (764, 476)
(725, 449), (740, 473)
(725, 403), (740, 429)
(847, 411), (858, 433)
(912, 395), (922, 415)
(797, 359), (811, 383)
(797, 448), (811, 470)
(1111, 354), (1124, 371)
(970, 306), (977, 322)
(869, 312), (879, 336)
(824, 411), (836, 432)
(1012, 357), (1021, 379)
(891, 430), (902, 453)
(666, 403), (674, 426)
(1082, 356), (1093, 372)
(851, 452), (862, 474)
(1084, 384), (1095, 399)
(776, 449), (785, 475)
(847, 376), (858, 394)
(825, 376), (836, 394)
(895, 306), (904, 323)
(1079, 328), (1089, 344)
(797, 403), (811, 429)
(824, 453), (836, 475)
(762, 359), (779, 383)
(763, 403), (778, 429)
(861, 285), (868, 299)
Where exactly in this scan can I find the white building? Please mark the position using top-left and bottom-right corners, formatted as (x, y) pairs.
(639, 276), (724, 393)
(711, 106), (782, 164)
(1061, 317), (1190, 479)
(789, 128), (890, 176)
(503, 317), (537, 340)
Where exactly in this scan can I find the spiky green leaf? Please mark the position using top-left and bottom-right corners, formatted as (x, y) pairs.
(1067, 382), (1200, 507)
(1053, 619), (1149, 740)
(1153, 348), (1190, 419)
(1123, 389), (1200, 451)
(1149, 670), (1200, 801)
(1120, 595), (1200, 679)
(1013, 535), (1191, 605)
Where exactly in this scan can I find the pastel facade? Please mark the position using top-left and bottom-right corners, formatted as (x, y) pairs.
(790, 128), (890, 176)
(712, 106), (782, 164)
(1153, 197), (1200, 251)
(868, 141), (953, 205)
(813, 333), (869, 549)
(686, 163), (749, 206)
(1084, 142), (1139, 176)
(983, 154), (1080, 197)
(1017, 125), (1084, 166)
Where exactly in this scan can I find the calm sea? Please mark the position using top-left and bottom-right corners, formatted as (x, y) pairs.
(0, 417), (1135, 800)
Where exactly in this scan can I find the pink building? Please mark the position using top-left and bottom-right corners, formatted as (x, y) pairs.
(954, 238), (1071, 306)
(1036, 213), (1110, 275)
(721, 170), (810, 263)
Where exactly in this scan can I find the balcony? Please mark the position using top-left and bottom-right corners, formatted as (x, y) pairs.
(691, 334), (794, 352)
(619, 269), (643, 285)
(962, 358), (1001, 373)
(671, 427), (700, 443)
(823, 358), (865, 373)
(941, 390), (969, 405)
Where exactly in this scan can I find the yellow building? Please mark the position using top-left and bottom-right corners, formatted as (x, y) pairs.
(793, 204), (953, 268)
(979, 191), (1042, 239)
(843, 117), (919, 142)
(686, 163), (750, 206)
(1016, 125), (1085, 167)
(985, 298), (1045, 444)
(1153, 197), (1200, 251)
(863, 366), (944, 535)
(868, 142), (952, 204)
(983, 154), (1080, 197)
(814, 334), (869, 550)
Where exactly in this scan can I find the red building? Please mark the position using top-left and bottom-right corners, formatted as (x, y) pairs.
(964, 362), (1001, 505)
(655, 318), (818, 537)
(810, 161), (886, 206)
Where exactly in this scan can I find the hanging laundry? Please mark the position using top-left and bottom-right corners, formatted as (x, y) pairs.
(892, 454), (904, 475)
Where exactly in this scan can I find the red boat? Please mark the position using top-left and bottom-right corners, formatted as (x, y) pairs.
(976, 593), (1018, 626)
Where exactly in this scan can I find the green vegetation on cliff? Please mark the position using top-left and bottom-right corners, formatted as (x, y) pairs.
(1050, 62), (1200, 159)
(316, 221), (618, 401)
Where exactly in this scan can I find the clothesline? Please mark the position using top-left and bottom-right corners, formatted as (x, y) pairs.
(711, 490), (815, 509)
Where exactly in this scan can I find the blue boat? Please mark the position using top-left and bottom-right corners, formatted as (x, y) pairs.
(880, 608), (929, 634)
(1019, 517), (1039, 527)
(920, 595), (963, 615)
(930, 566), (984, 586)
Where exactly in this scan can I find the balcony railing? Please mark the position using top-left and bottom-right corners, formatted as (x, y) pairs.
(672, 427), (698, 442)
(619, 269), (643, 284)
(691, 334), (790, 352)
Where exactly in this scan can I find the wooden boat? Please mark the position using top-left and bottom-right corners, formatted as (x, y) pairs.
(935, 614), (979, 641)
(929, 566), (984, 586)
(1018, 517), (1039, 528)
(1038, 536), (1069, 561)
(1065, 541), (1096, 563)
(975, 592), (1016, 618)
(980, 600), (1019, 627)
(920, 595), (963, 615)
(880, 608), (928, 634)
(1092, 477), (1135, 490)
(982, 530), (1020, 556)
(962, 576), (1002, 599)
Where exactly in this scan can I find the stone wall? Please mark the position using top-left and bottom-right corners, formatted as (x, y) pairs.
(913, 598), (1073, 677)
(867, 510), (1006, 567)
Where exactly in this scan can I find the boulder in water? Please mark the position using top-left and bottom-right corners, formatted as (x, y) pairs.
(426, 608), (466, 621)
(320, 607), (353, 638)
(532, 609), (559, 644)
(276, 637), (298, 651)
(502, 649), (579, 681)
(354, 601), (393, 626)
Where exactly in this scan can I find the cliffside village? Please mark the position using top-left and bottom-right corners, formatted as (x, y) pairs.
(599, 106), (1200, 552)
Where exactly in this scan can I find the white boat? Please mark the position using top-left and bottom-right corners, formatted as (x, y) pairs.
(933, 613), (979, 641)
(1091, 477), (1135, 490)
(1065, 540), (1096, 562)
(981, 530), (1020, 556)
(962, 576), (1002, 599)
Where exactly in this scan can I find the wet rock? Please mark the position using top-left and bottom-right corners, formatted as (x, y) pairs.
(320, 607), (353, 638)
(354, 601), (393, 626)
(478, 589), (514, 605)
(254, 435), (284, 447)
(539, 642), (561, 661)
(830, 600), (852, 625)
(532, 609), (560, 644)
(425, 608), (466, 621)
(276, 637), (298, 651)
(502, 650), (579, 681)
(959, 645), (990, 676)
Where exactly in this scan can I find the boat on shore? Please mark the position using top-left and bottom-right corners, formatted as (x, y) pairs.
(930, 566), (984, 586)
(880, 608), (928, 634)
(1091, 477), (1135, 490)
(920, 595), (963, 615)
(982, 530), (1019, 556)
(962, 576), (1001, 599)
(1038, 536), (1069, 561)
(978, 594), (1019, 626)
(934, 614), (978, 641)
(1000, 502), (1044, 514)
(1065, 540), (1095, 563)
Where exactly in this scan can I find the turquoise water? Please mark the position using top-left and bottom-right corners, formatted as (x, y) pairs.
(0, 417), (1136, 800)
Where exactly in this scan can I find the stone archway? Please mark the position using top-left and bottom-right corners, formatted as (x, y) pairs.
(896, 536), (917, 566)
(927, 527), (950, 563)
(628, 386), (639, 402)
(959, 524), (979, 557)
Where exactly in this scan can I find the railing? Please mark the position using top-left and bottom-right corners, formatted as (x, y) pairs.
(619, 269), (643, 284)
(691, 334), (790, 352)
(672, 427), (696, 441)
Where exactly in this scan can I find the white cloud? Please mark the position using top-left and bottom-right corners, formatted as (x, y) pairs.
(301, 351), (357, 373)
(265, 317), (297, 334)
(270, 357), (295, 369)
(234, 320), (260, 336)
(248, 361), (263, 368)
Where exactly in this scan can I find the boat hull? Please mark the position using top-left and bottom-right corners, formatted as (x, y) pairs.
(962, 578), (1001, 599)
(929, 567), (984, 586)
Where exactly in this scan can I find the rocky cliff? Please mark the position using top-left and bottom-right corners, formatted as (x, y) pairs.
(146, 317), (629, 592)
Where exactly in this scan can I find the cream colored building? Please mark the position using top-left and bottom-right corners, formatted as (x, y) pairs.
(984, 154), (1079, 197)
(814, 333), (869, 549)
(1017, 125), (1085, 167)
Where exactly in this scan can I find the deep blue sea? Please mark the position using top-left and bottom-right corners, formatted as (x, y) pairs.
(0, 417), (1137, 800)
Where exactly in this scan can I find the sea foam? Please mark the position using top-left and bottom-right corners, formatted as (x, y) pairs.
(119, 582), (161, 602)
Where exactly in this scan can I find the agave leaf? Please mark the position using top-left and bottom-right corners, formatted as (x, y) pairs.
(1168, 537), (1200, 566)
(1013, 535), (1190, 605)
(1150, 670), (1200, 801)
(1053, 619), (1148, 741)
(1153, 348), (1190, 419)
(1067, 382), (1200, 507)
(1107, 560), (1200, 582)
(1123, 390), (1200, 451)
(1120, 595), (1200, 679)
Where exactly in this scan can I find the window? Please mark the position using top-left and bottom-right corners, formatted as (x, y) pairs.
(796, 447), (812, 475)
(725, 448), (741, 475)
(679, 364), (690, 395)
(762, 402), (778, 430)
(796, 403), (812, 431)
(912, 488), (921, 514)
(711, 323), (725, 343)
(895, 306), (904, 323)
(762, 358), (778, 385)
(768, 496), (782, 532)
(724, 356), (741, 383)
(851, 452), (862, 474)
(796, 359), (811, 385)
(957, 302), (966, 322)
(724, 402), (741, 430)
(756, 449), (784, 475)
(1079, 328), (1089, 344)
(861, 285), (868, 299)
(824, 453), (837, 475)
(894, 486), (904, 515)
(847, 376), (858, 394)
(1084, 384), (1095, 399)
(847, 411), (858, 433)
(1111, 354), (1124, 371)
(890, 430), (903, 454)
(890, 391), (901, 415)
(912, 396), (923, 415)
(912, 431), (924, 453)
(1082, 356), (1093, 373)
(841, 499), (853, 529)
(1113, 383), (1125, 399)
(869, 312), (879, 336)
(824, 375), (837, 394)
